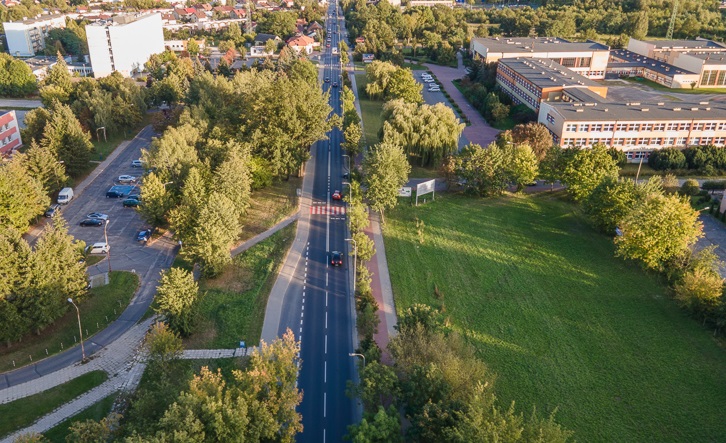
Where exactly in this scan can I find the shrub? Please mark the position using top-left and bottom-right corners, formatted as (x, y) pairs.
(684, 145), (726, 170)
(702, 180), (726, 194)
(680, 179), (701, 196)
(648, 148), (687, 170)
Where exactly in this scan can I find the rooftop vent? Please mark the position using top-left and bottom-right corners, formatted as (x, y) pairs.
(706, 107), (711, 111)
(673, 107), (681, 111)
(700, 101), (710, 105)
(658, 102), (665, 105)
(641, 108), (650, 112)
(691, 107), (699, 111)
(576, 109), (584, 112)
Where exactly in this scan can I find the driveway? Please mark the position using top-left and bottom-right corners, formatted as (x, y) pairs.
(413, 71), (470, 149)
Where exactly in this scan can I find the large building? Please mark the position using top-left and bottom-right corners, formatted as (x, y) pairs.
(496, 57), (608, 113)
(607, 49), (700, 89)
(470, 37), (610, 79)
(3, 14), (66, 57)
(0, 110), (23, 157)
(86, 13), (164, 78)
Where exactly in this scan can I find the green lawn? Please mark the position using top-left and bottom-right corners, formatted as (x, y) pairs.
(43, 394), (117, 442)
(0, 371), (108, 439)
(354, 74), (384, 147)
(183, 223), (296, 349)
(0, 271), (139, 372)
(241, 177), (300, 243)
(383, 194), (726, 442)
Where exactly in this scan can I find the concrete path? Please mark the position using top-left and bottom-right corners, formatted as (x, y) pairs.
(0, 99), (42, 108)
(179, 347), (258, 359)
(697, 214), (726, 277)
(231, 212), (299, 257)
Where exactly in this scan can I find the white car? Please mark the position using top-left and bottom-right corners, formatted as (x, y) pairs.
(131, 159), (143, 168)
(87, 242), (110, 254)
(428, 88), (441, 92)
(118, 175), (137, 184)
(424, 78), (436, 83)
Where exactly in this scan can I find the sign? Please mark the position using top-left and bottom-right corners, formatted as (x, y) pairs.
(398, 187), (412, 197)
(415, 179), (436, 206)
(362, 53), (375, 63)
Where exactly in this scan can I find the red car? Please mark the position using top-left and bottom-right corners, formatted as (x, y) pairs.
(332, 190), (341, 200)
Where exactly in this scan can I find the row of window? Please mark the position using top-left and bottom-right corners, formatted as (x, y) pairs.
(564, 122), (726, 132)
(497, 76), (540, 109)
(561, 136), (726, 147)
(701, 70), (726, 87)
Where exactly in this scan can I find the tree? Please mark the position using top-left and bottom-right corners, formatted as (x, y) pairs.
(387, 68), (423, 104)
(347, 406), (402, 443)
(187, 38), (200, 56)
(17, 140), (68, 194)
(40, 102), (94, 177)
(0, 158), (49, 232)
(344, 122), (364, 159)
(0, 53), (37, 97)
(145, 321), (183, 365)
(679, 179), (700, 196)
(648, 147), (687, 171)
(39, 52), (73, 104)
(65, 414), (121, 443)
(265, 38), (278, 55)
(363, 142), (410, 223)
(154, 267), (200, 336)
(183, 192), (240, 277)
(218, 39), (236, 53)
(455, 143), (508, 197)
(539, 145), (566, 191)
(139, 172), (173, 227)
(615, 193), (703, 272)
(213, 148), (252, 216)
(505, 123), (553, 160)
(583, 177), (637, 234)
(675, 267), (724, 321)
(559, 144), (619, 201)
(505, 143), (539, 191)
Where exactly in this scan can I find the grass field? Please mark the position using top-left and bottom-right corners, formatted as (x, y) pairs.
(0, 371), (108, 439)
(354, 74), (384, 147)
(0, 271), (139, 373)
(239, 178), (300, 243)
(43, 394), (117, 442)
(183, 223), (296, 349)
(383, 193), (726, 442)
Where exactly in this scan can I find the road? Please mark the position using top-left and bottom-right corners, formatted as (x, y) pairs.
(274, 4), (357, 442)
(0, 126), (177, 389)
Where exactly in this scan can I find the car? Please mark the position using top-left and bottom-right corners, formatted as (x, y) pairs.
(342, 172), (349, 179)
(86, 212), (109, 220)
(424, 78), (436, 83)
(86, 242), (110, 254)
(127, 194), (141, 201)
(326, 44), (331, 48)
(421, 73), (432, 78)
(330, 251), (343, 266)
(428, 88), (441, 92)
(106, 190), (125, 198)
(332, 190), (342, 200)
(332, 82), (338, 87)
(118, 175), (137, 184)
(325, 77), (330, 83)
(123, 198), (142, 208)
(136, 229), (153, 243)
(131, 159), (143, 168)
(80, 218), (103, 227)
(44, 204), (61, 218)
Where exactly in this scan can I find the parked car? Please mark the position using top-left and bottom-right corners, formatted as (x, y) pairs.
(86, 242), (109, 254)
(118, 175), (137, 184)
(330, 251), (343, 266)
(332, 190), (342, 200)
(106, 190), (125, 198)
(123, 198), (142, 208)
(136, 229), (153, 243)
(57, 187), (74, 205)
(80, 218), (103, 227)
(131, 159), (143, 168)
(45, 204), (61, 218)
(86, 212), (109, 220)
(424, 78), (436, 83)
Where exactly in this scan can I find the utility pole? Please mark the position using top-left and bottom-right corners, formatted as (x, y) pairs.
(245, 0), (252, 35)
(666, 0), (679, 40)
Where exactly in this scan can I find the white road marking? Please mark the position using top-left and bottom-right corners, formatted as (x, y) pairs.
(325, 335), (327, 354)
(325, 312), (328, 329)
(326, 273), (328, 286)
(324, 392), (327, 418)
(326, 292), (328, 307)
(324, 360), (327, 381)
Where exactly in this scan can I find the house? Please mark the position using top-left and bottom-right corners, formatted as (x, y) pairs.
(161, 13), (177, 24)
(230, 8), (246, 19)
(193, 3), (212, 11)
(213, 5), (234, 17)
(254, 33), (280, 47)
(173, 7), (196, 20)
(191, 11), (209, 22)
(307, 21), (323, 34)
(287, 34), (315, 55)
(355, 36), (365, 44)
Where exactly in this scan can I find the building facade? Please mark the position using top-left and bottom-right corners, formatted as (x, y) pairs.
(86, 13), (164, 78)
(0, 111), (23, 157)
(606, 49), (700, 89)
(3, 14), (66, 57)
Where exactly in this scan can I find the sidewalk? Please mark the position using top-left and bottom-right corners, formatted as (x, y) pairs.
(231, 212), (299, 257)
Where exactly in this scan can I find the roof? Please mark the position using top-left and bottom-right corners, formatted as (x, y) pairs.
(255, 33), (279, 43)
(643, 38), (726, 50)
(87, 12), (159, 27)
(680, 52), (726, 65)
(562, 87), (611, 103)
(609, 49), (696, 75)
(546, 100), (726, 122)
(472, 37), (609, 55)
(498, 58), (601, 89)
(287, 35), (315, 46)
(5, 12), (65, 25)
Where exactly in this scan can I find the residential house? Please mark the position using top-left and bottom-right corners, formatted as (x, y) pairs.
(230, 8), (246, 19)
(173, 7), (196, 20)
(213, 6), (234, 18)
(191, 11), (209, 23)
(287, 34), (314, 55)
(251, 33), (280, 57)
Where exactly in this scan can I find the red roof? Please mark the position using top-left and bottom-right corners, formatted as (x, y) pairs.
(287, 35), (315, 47)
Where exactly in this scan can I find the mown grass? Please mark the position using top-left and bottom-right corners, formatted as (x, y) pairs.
(184, 223), (297, 349)
(383, 193), (726, 442)
(354, 74), (384, 147)
(0, 271), (139, 373)
(0, 371), (108, 439)
(240, 178), (300, 243)
(43, 394), (117, 442)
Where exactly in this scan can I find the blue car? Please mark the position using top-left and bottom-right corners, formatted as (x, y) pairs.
(136, 229), (153, 243)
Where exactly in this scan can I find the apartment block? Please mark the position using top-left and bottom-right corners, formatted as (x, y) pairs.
(3, 14), (66, 57)
(496, 58), (608, 113)
(0, 111), (23, 157)
(470, 37), (610, 79)
(86, 13), (164, 78)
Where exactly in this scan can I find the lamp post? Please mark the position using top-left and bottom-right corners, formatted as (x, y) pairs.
(348, 352), (365, 367)
(96, 127), (106, 142)
(163, 181), (174, 189)
(67, 298), (86, 362)
(345, 237), (357, 295)
(103, 219), (111, 274)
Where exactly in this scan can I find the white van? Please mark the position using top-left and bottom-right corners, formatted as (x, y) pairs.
(87, 242), (110, 254)
(58, 187), (74, 205)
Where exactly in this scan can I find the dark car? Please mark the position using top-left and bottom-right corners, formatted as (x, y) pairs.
(330, 251), (343, 267)
(106, 190), (125, 198)
(324, 77), (330, 83)
(45, 204), (61, 218)
(123, 198), (141, 208)
(80, 218), (103, 227)
(136, 229), (153, 243)
(332, 81), (338, 87)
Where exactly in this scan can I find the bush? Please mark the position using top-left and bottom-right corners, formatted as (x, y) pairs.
(684, 145), (726, 170)
(680, 179), (701, 196)
(648, 148), (687, 170)
(607, 147), (627, 166)
(702, 180), (726, 194)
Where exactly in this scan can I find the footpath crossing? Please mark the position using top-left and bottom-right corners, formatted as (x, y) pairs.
(309, 205), (346, 215)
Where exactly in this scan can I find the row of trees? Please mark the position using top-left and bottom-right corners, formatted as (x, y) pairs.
(364, 61), (422, 104)
(649, 145), (726, 176)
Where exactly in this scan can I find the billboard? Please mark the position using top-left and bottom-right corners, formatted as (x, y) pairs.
(362, 53), (375, 63)
(415, 179), (436, 205)
(398, 187), (412, 197)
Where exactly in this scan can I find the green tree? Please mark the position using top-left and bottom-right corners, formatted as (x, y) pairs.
(680, 179), (700, 196)
(386, 68), (423, 104)
(583, 177), (637, 234)
(16, 140), (67, 194)
(0, 158), (49, 232)
(40, 102), (94, 177)
(218, 39), (236, 53)
(154, 267), (200, 336)
(505, 123), (553, 161)
(455, 143), (508, 197)
(363, 141), (411, 223)
(145, 321), (183, 366)
(615, 193), (703, 271)
(675, 266), (724, 321)
(213, 149), (252, 216)
(39, 53), (73, 104)
(65, 414), (121, 443)
(169, 166), (208, 241)
(139, 172), (173, 227)
(352, 361), (399, 413)
(344, 122), (364, 159)
(0, 53), (37, 96)
(21, 107), (51, 143)
(187, 38), (200, 56)
(347, 406), (402, 443)
(183, 192), (240, 277)
(560, 144), (619, 201)
(506, 143), (539, 192)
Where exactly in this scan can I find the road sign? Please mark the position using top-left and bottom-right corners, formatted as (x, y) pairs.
(398, 187), (412, 197)
(416, 179), (436, 206)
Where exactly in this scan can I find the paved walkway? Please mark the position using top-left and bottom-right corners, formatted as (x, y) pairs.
(697, 214), (726, 277)
(0, 98), (42, 108)
(180, 347), (258, 359)
(231, 212), (299, 257)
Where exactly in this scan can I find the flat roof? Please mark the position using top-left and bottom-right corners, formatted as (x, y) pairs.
(499, 57), (601, 89)
(609, 49), (696, 75)
(87, 12), (158, 27)
(643, 38), (726, 50)
(681, 52), (726, 65)
(472, 37), (609, 54)
(563, 87), (610, 103)
(4, 12), (65, 25)
(547, 100), (726, 121)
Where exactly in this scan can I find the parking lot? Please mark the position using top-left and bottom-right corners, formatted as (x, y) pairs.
(414, 70), (471, 149)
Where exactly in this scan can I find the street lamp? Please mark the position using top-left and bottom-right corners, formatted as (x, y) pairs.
(67, 298), (86, 362)
(349, 352), (365, 367)
(103, 219), (111, 274)
(96, 127), (107, 142)
(345, 237), (357, 295)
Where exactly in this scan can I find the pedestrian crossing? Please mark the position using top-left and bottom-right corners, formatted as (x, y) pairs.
(310, 205), (346, 215)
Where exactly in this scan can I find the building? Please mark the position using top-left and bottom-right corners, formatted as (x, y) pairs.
(3, 14), (67, 57)
(539, 99), (726, 162)
(0, 110), (23, 157)
(496, 57), (608, 113)
(407, 0), (453, 6)
(470, 37), (610, 79)
(86, 13), (165, 78)
(164, 39), (205, 52)
(607, 49), (700, 89)
(287, 35), (314, 55)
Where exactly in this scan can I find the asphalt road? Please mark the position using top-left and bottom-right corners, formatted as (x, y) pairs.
(0, 126), (177, 389)
(276, 4), (356, 442)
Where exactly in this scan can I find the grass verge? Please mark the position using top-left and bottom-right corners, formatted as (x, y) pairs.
(0, 271), (139, 373)
(183, 223), (297, 348)
(354, 74), (384, 147)
(0, 371), (108, 439)
(43, 394), (117, 442)
(240, 178), (300, 243)
(383, 193), (726, 442)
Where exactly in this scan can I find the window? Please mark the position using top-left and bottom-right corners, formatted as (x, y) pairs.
(546, 113), (555, 124)
(642, 124), (653, 131)
(578, 124), (589, 132)
(666, 123), (677, 131)
(627, 124), (638, 131)
(666, 137), (675, 146)
(676, 137), (686, 146)
(575, 138), (587, 146)
(566, 124), (577, 132)
(714, 137), (726, 145)
(653, 123), (665, 131)
(616, 123), (627, 131)
(561, 58), (576, 67)
(693, 123), (705, 131)
(592, 124), (603, 131)
(602, 123), (614, 131)
(704, 123), (717, 131)
(718, 123), (726, 131)
(625, 138), (636, 145)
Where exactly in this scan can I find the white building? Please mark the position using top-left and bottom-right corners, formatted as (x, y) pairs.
(86, 13), (164, 78)
(3, 14), (66, 57)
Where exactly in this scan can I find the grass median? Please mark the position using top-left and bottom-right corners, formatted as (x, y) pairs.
(383, 193), (726, 442)
(0, 271), (139, 373)
(0, 370), (108, 439)
(354, 73), (384, 147)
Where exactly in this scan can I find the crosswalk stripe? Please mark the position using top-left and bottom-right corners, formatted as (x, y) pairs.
(309, 206), (347, 215)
